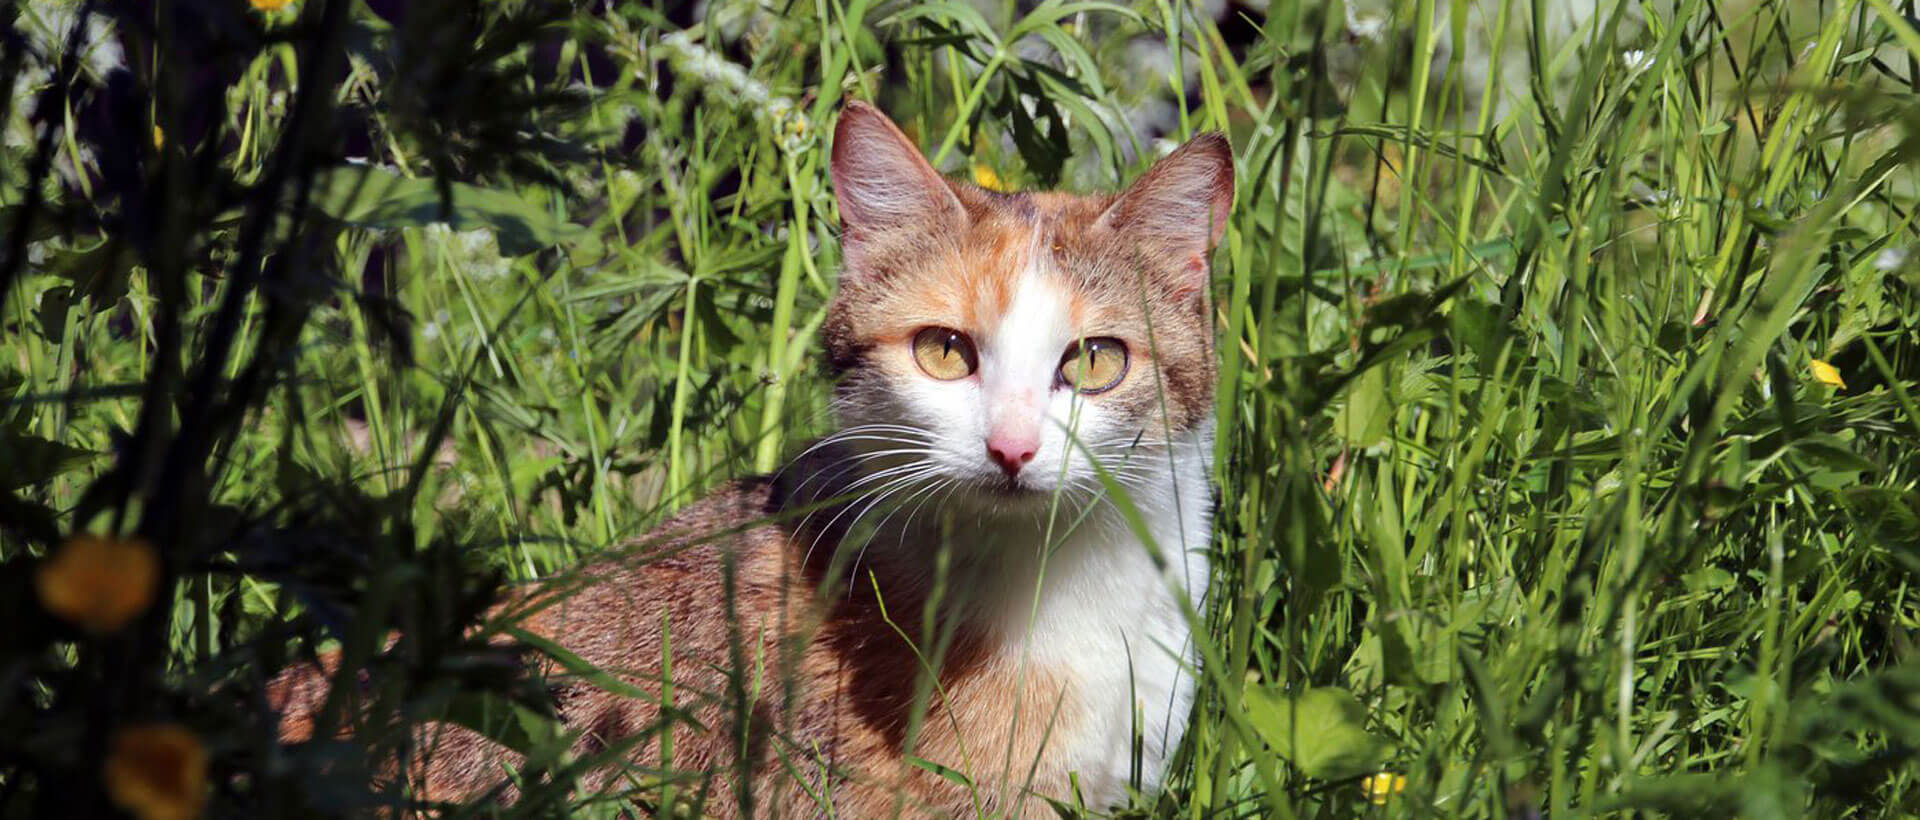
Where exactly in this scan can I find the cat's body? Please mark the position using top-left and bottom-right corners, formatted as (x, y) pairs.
(271, 102), (1233, 818)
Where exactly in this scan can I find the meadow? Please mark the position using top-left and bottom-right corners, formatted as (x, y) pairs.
(4, 0), (1920, 817)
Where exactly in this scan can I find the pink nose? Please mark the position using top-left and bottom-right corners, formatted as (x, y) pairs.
(986, 434), (1038, 477)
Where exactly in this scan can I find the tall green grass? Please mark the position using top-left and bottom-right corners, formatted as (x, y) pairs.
(5, 0), (1920, 817)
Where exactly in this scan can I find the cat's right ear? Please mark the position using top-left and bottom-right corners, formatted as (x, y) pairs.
(831, 102), (967, 263)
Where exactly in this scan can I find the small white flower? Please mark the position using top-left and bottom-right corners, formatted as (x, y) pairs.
(425, 224), (511, 280)
(1876, 247), (1908, 272)
(20, 3), (125, 78)
(1622, 49), (1652, 72)
(421, 309), (451, 341)
(1345, 5), (1387, 41)
(652, 30), (796, 144)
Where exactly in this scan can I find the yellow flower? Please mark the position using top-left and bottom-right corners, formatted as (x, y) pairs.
(971, 162), (1006, 192)
(152, 125), (164, 149)
(1361, 771), (1407, 805)
(249, 0), (294, 10)
(1810, 359), (1846, 390)
(104, 725), (208, 820)
(35, 534), (160, 634)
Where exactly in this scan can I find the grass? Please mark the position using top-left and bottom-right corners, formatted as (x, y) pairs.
(5, 0), (1920, 817)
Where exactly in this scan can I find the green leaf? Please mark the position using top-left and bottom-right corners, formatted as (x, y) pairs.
(1333, 366), (1392, 449)
(1841, 487), (1920, 561)
(438, 691), (566, 756)
(38, 239), (136, 303)
(313, 166), (594, 257)
(906, 755), (973, 788)
(506, 626), (709, 733)
(0, 426), (99, 490)
(1790, 433), (1880, 474)
(1598, 772), (1743, 815)
(1243, 686), (1389, 780)
(1449, 298), (1511, 364)
(34, 285), (73, 342)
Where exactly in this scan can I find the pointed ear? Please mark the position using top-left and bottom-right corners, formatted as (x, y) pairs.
(831, 102), (966, 258)
(1096, 133), (1235, 289)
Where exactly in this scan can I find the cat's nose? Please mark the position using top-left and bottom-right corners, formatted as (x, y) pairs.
(985, 433), (1038, 477)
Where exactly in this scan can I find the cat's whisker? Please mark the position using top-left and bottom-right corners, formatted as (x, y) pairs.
(788, 445), (944, 543)
(800, 461), (942, 548)
(895, 480), (954, 547)
(879, 477), (954, 543)
(844, 473), (962, 577)
(847, 478), (956, 590)
(772, 424), (936, 478)
(836, 460), (942, 495)
(784, 446), (941, 502)
(793, 461), (931, 532)
(805, 466), (943, 575)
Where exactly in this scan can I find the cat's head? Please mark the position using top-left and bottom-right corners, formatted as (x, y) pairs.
(820, 102), (1231, 505)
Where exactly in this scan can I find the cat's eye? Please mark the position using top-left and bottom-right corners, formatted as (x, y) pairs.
(1058, 337), (1129, 394)
(912, 327), (979, 380)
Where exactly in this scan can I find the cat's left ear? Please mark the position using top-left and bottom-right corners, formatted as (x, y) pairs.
(1095, 133), (1235, 296)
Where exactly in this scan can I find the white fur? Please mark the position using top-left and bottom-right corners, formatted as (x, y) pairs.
(1016, 420), (1213, 805)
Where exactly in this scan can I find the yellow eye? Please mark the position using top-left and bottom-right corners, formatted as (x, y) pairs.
(1058, 337), (1128, 394)
(912, 327), (979, 380)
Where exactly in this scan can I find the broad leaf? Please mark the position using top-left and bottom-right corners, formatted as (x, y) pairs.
(1244, 685), (1389, 780)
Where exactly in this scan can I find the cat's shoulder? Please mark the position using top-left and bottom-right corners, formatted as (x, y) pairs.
(521, 478), (803, 623)
(621, 477), (794, 570)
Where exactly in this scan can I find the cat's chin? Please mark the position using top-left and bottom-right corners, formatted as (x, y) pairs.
(946, 474), (1089, 514)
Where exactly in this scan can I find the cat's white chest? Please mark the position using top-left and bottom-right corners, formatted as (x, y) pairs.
(1003, 443), (1213, 808)
(1033, 526), (1207, 802)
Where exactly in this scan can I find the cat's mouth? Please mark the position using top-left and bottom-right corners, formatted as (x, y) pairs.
(982, 475), (1038, 496)
(967, 470), (1075, 504)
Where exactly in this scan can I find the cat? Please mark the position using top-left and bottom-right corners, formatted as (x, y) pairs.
(271, 101), (1234, 819)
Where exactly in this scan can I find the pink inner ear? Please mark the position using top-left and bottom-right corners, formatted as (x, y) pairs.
(830, 102), (965, 242)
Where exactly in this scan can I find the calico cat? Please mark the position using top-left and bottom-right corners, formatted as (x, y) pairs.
(271, 101), (1234, 818)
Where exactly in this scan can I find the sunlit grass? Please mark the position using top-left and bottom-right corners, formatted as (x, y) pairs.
(5, 0), (1920, 816)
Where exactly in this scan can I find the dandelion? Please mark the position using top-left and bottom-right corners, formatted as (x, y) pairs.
(1810, 359), (1846, 390)
(35, 533), (160, 634)
(1361, 771), (1407, 805)
(152, 125), (164, 149)
(971, 163), (1007, 192)
(104, 724), (208, 820)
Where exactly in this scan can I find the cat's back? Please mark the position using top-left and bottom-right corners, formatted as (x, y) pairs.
(521, 476), (806, 661)
(522, 476), (821, 717)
